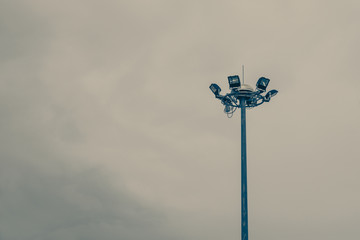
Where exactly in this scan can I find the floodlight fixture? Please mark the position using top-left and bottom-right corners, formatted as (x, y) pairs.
(224, 105), (231, 113)
(228, 75), (241, 89)
(256, 77), (270, 92)
(264, 89), (278, 102)
(209, 83), (221, 96)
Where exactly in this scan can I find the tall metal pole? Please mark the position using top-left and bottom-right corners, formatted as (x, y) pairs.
(240, 97), (248, 240)
(209, 73), (278, 240)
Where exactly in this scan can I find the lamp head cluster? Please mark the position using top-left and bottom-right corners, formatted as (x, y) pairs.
(209, 74), (278, 117)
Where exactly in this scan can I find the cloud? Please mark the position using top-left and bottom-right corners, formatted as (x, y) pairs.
(1, 0), (360, 239)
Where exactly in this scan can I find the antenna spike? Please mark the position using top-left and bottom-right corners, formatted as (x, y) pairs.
(242, 65), (245, 84)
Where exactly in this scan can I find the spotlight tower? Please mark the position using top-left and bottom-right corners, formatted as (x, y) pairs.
(209, 67), (278, 240)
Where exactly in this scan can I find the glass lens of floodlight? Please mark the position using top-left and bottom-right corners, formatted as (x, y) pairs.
(265, 89), (278, 100)
(228, 75), (241, 88)
(256, 77), (270, 91)
(268, 89), (278, 97)
(209, 83), (221, 95)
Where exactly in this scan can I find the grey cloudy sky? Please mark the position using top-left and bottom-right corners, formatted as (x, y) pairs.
(1, 0), (360, 239)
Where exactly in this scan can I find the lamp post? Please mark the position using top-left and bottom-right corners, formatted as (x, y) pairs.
(209, 73), (278, 240)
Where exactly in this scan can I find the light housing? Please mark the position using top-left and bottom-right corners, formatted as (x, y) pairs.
(209, 83), (221, 96)
(256, 77), (270, 92)
(228, 75), (241, 89)
(264, 89), (278, 102)
(224, 105), (234, 113)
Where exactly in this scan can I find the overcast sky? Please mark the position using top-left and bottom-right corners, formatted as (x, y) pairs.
(1, 0), (360, 240)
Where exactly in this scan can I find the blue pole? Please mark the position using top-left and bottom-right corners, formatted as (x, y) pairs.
(240, 98), (248, 240)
